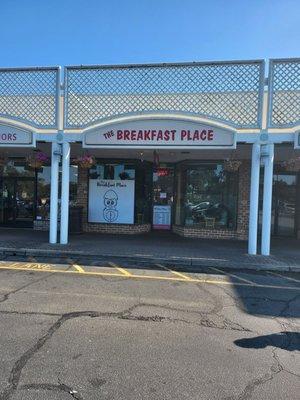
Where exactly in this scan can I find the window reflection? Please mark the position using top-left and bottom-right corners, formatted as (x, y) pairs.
(36, 165), (78, 221)
(181, 164), (238, 230)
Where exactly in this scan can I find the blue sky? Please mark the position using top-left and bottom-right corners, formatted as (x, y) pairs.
(1, 0), (299, 67)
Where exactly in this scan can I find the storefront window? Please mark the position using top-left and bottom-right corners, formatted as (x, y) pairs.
(0, 158), (77, 225)
(178, 163), (238, 230)
(36, 166), (51, 220)
(89, 163), (135, 180)
(3, 159), (35, 177)
(36, 165), (78, 220)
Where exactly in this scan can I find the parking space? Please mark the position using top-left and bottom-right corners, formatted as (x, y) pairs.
(0, 254), (299, 400)
(0, 255), (299, 292)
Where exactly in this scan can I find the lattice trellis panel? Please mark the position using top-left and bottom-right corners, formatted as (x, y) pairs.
(269, 59), (300, 128)
(0, 67), (59, 128)
(65, 61), (264, 129)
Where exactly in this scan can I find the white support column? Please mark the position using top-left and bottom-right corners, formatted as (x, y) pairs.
(248, 142), (261, 255)
(60, 141), (70, 244)
(261, 143), (274, 256)
(49, 142), (60, 244)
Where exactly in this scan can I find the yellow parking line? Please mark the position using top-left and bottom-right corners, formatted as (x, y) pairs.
(108, 262), (132, 276)
(72, 264), (85, 273)
(156, 263), (193, 281)
(209, 267), (255, 285)
(268, 271), (300, 284)
(67, 258), (85, 273)
(0, 264), (298, 291)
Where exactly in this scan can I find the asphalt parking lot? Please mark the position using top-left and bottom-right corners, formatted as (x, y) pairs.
(0, 255), (299, 400)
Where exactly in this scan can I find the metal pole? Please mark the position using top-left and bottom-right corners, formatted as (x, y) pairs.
(248, 142), (261, 255)
(60, 141), (70, 244)
(261, 143), (274, 256)
(49, 142), (60, 244)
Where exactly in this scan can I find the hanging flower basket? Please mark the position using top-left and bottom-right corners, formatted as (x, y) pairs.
(224, 160), (242, 172)
(26, 151), (49, 169)
(74, 154), (96, 169)
(281, 157), (300, 172)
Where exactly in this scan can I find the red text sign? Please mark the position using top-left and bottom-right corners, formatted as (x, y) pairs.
(84, 118), (235, 149)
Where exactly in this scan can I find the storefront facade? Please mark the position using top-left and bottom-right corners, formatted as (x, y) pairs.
(0, 59), (299, 255)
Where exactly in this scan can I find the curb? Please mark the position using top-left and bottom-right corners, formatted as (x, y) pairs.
(0, 247), (299, 273)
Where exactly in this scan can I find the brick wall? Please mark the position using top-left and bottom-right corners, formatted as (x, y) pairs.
(236, 161), (251, 240)
(33, 220), (50, 231)
(172, 225), (238, 239)
(84, 223), (151, 234)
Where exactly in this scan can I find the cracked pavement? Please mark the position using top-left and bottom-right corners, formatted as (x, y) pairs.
(0, 258), (299, 400)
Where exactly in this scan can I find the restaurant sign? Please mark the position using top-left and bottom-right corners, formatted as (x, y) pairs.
(0, 124), (34, 147)
(84, 119), (236, 149)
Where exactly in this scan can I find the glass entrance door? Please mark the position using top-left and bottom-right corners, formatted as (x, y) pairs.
(0, 178), (35, 227)
(273, 174), (297, 237)
(152, 166), (174, 230)
(0, 179), (15, 225)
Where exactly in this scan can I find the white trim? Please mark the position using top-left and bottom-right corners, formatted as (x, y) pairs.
(261, 143), (274, 256)
(49, 142), (60, 244)
(294, 130), (300, 149)
(248, 142), (261, 255)
(82, 112), (237, 133)
(236, 132), (295, 144)
(0, 122), (36, 148)
(60, 142), (70, 244)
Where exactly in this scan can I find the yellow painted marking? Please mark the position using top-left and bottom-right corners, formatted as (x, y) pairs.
(8, 261), (52, 270)
(156, 263), (193, 281)
(67, 258), (85, 273)
(72, 264), (85, 273)
(210, 267), (255, 285)
(27, 256), (52, 270)
(268, 271), (300, 284)
(0, 264), (298, 291)
(108, 262), (132, 276)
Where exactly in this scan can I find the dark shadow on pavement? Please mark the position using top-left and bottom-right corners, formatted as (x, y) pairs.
(234, 332), (300, 351)
(231, 285), (300, 318)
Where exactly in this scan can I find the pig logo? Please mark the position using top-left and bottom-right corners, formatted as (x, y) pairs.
(103, 190), (118, 222)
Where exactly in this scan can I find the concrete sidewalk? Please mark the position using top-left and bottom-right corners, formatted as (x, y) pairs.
(0, 228), (299, 272)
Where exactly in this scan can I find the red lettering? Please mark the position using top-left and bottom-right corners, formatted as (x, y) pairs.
(193, 130), (200, 141)
(151, 130), (157, 140)
(117, 130), (123, 140)
(164, 130), (170, 141)
(137, 130), (143, 140)
(144, 130), (151, 140)
(124, 130), (130, 140)
(157, 130), (163, 141)
(200, 130), (207, 140)
(171, 130), (176, 141)
(208, 130), (214, 141)
(181, 130), (187, 140)
(131, 130), (136, 140)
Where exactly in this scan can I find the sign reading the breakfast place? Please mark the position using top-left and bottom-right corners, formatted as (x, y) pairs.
(0, 124), (33, 146)
(84, 119), (236, 149)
